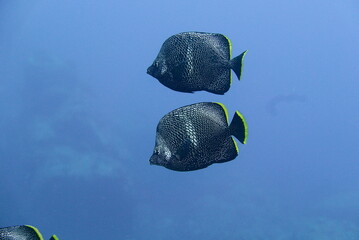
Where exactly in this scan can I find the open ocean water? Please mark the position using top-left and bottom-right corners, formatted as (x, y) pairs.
(1, 1), (358, 239)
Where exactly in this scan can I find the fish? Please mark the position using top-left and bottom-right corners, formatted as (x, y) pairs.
(147, 32), (247, 94)
(149, 102), (248, 171)
(0, 225), (59, 240)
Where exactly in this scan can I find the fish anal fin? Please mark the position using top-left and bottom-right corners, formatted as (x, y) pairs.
(206, 68), (230, 94)
(215, 137), (238, 163)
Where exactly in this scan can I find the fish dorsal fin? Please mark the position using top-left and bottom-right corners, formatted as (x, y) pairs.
(25, 225), (44, 240)
(213, 102), (229, 124)
(216, 34), (232, 84)
(212, 33), (231, 59)
(222, 34), (232, 60)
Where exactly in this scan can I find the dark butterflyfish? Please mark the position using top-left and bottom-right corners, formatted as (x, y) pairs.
(147, 31), (247, 94)
(149, 102), (248, 171)
(0, 225), (59, 240)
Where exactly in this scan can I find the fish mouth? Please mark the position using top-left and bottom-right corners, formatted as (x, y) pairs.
(147, 63), (162, 78)
(149, 154), (161, 166)
(147, 65), (154, 76)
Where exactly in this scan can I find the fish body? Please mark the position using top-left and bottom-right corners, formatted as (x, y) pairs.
(0, 225), (58, 240)
(150, 102), (248, 171)
(147, 32), (247, 94)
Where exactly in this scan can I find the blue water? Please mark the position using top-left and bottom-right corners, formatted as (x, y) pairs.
(1, 1), (359, 239)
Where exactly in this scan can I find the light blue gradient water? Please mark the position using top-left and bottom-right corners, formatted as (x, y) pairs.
(1, 1), (358, 239)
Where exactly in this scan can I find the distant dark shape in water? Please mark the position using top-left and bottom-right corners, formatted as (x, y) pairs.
(147, 32), (247, 94)
(23, 52), (77, 116)
(267, 94), (307, 116)
(0, 225), (59, 240)
(149, 102), (248, 171)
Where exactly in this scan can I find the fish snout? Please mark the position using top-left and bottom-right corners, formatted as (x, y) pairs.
(147, 64), (156, 76)
(149, 153), (168, 166)
(146, 66), (152, 75)
(149, 154), (160, 165)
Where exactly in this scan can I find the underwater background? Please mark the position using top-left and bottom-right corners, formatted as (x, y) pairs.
(1, 0), (358, 239)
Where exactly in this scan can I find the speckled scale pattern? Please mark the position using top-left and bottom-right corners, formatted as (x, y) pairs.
(156, 102), (238, 170)
(0, 226), (40, 240)
(158, 32), (231, 94)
